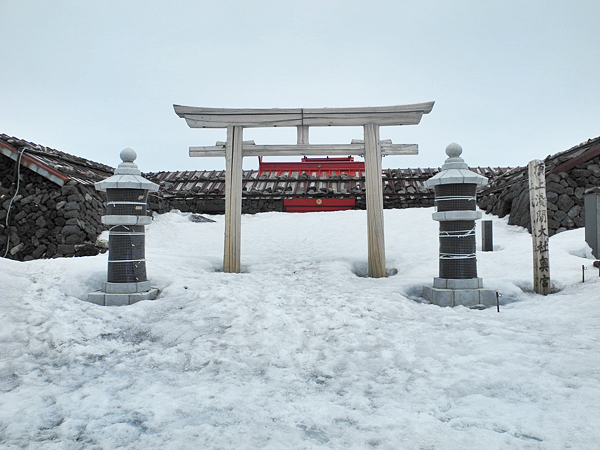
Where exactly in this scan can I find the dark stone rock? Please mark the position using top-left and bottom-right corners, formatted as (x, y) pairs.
(518, 210), (531, 229)
(67, 194), (84, 203)
(63, 210), (80, 219)
(46, 243), (57, 255)
(587, 164), (600, 176)
(64, 201), (80, 211)
(508, 190), (529, 225)
(20, 194), (35, 205)
(571, 169), (591, 179)
(546, 173), (561, 184)
(74, 243), (100, 257)
(65, 234), (84, 245)
(61, 225), (81, 236)
(492, 200), (510, 218)
(14, 211), (27, 222)
(9, 233), (20, 247)
(562, 216), (574, 227)
(566, 178), (577, 188)
(556, 194), (575, 212)
(61, 185), (79, 196)
(35, 216), (46, 228)
(546, 191), (559, 203)
(567, 205), (581, 218)
(32, 245), (47, 259)
(546, 182), (565, 194)
(57, 244), (75, 255)
(190, 214), (216, 223)
(553, 210), (568, 223)
(548, 219), (560, 230)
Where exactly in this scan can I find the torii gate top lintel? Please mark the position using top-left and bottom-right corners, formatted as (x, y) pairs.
(173, 102), (434, 128)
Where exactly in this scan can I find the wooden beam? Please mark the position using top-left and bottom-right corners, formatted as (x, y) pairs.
(174, 102), (435, 128)
(0, 144), (68, 186)
(297, 125), (309, 144)
(551, 141), (600, 174)
(528, 160), (551, 295)
(189, 143), (418, 157)
(223, 126), (243, 273)
(364, 123), (386, 278)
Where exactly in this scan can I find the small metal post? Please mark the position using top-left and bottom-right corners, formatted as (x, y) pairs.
(584, 187), (600, 259)
(582, 265), (587, 283)
(482, 220), (493, 251)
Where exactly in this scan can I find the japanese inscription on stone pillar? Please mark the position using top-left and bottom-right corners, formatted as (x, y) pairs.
(528, 160), (551, 295)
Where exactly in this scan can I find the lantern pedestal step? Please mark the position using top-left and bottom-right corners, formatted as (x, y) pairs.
(423, 284), (497, 308)
(87, 287), (159, 306)
(433, 277), (483, 289)
(103, 281), (152, 293)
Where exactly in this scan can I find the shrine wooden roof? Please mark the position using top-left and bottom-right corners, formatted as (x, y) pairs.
(146, 166), (510, 199)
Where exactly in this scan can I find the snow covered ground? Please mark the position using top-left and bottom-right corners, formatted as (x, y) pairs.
(1, 208), (599, 449)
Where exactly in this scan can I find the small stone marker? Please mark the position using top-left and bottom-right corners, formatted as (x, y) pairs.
(481, 220), (493, 252)
(528, 160), (551, 295)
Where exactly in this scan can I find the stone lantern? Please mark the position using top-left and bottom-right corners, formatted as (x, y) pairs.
(422, 143), (497, 307)
(87, 148), (159, 306)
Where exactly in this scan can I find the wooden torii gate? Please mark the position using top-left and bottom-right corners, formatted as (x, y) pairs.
(174, 102), (434, 277)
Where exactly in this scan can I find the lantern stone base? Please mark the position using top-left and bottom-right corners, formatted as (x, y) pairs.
(423, 278), (497, 308)
(87, 287), (159, 306)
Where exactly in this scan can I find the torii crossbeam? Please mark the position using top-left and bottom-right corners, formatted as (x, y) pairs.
(174, 102), (434, 277)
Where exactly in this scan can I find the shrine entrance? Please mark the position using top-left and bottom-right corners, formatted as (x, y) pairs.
(174, 103), (434, 277)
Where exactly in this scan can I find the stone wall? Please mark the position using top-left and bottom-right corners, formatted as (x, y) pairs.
(149, 193), (434, 215)
(357, 194), (435, 210)
(0, 155), (107, 260)
(148, 193), (284, 215)
(477, 155), (600, 236)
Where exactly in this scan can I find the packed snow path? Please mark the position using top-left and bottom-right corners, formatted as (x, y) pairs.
(1, 209), (599, 449)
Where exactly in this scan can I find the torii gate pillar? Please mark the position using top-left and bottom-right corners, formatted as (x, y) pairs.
(175, 103), (434, 277)
(364, 123), (386, 277)
(224, 126), (244, 273)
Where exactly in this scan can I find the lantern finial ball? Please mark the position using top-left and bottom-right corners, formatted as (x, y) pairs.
(445, 143), (462, 158)
(120, 148), (137, 163)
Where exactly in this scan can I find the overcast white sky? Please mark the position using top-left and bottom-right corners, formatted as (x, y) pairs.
(1, 0), (599, 172)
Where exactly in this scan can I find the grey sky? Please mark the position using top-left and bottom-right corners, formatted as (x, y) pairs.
(1, 0), (598, 172)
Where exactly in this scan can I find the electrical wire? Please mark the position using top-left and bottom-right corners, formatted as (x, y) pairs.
(3, 147), (27, 258)
(439, 227), (476, 238)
